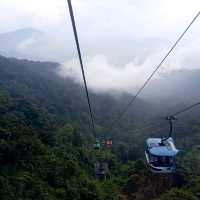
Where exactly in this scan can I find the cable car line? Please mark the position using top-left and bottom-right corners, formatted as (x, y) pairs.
(108, 11), (200, 132)
(67, 1), (106, 178)
(128, 101), (200, 142)
(66, 2), (200, 175)
(133, 122), (166, 135)
(134, 101), (200, 136)
(160, 101), (200, 141)
(67, 0), (97, 138)
(169, 101), (200, 117)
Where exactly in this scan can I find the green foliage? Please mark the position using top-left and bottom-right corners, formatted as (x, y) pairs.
(0, 55), (200, 199)
(157, 188), (197, 200)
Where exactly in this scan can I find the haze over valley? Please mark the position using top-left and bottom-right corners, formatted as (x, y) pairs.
(0, 0), (200, 199)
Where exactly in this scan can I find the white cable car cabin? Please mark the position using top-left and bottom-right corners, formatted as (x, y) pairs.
(93, 139), (101, 150)
(145, 137), (179, 173)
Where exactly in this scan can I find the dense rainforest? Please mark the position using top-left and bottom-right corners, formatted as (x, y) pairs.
(0, 55), (200, 200)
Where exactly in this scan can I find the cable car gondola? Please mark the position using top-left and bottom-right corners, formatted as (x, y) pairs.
(94, 161), (109, 180)
(103, 139), (113, 149)
(145, 137), (178, 173)
(93, 139), (101, 150)
(145, 116), (179, 173)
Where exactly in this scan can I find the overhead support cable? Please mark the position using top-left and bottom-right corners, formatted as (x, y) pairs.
(108, 11), (200, 131)
(134, 101), (200, 139)
(67, 0), (96, 137)
(169, 101), (200, 117)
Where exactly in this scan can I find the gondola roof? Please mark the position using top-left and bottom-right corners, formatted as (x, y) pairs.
(146, 137), (179, 157)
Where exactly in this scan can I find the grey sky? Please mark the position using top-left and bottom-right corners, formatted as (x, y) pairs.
(0, 0), (200, 93)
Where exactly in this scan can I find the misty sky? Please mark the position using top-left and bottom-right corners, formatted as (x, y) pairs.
(0, 0), (200, 93)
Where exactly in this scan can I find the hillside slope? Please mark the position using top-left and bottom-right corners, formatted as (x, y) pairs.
(0, 55), (200, 200)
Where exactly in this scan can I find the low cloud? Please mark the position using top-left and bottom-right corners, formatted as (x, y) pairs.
(58, 53), (167, 93)
(58, 34), (200, 94)
(0, 0), (199, 95)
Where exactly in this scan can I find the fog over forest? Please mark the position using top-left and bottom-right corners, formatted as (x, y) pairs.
(0, 0), (200, 100)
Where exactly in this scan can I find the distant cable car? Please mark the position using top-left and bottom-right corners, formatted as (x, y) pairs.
(145, 116), (179, 173)
(105, 139), (113, 149)
(94, 162), (108, 179)
(93, 139), (101, 150)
